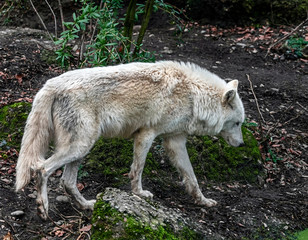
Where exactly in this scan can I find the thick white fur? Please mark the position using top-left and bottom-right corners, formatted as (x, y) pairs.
(15, 61), (245, 220)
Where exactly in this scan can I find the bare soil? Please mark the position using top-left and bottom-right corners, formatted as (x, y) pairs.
(0, 13), (307, 240)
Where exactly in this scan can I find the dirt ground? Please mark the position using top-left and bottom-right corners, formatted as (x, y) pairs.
(0, 10), (307, 240)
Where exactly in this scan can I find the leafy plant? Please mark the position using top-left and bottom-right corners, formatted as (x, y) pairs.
(286, 37), (308, 57)
(55, 0), (155, 69)
(0, 0), (25, 25)
(266, 148), (282, 164)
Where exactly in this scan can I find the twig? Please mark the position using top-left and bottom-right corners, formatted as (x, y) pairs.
(58, 0), (65, 32)
(44, 0), (57, 38)
(2, 217), (16, 233)
(29, 0), (54, 42)
(47, 214), (76, 236)
(89, 0), (104, 46)
(282, 112), (303, 126)
(296, 101), (308, 113)
(30, 39), (56, 51)
(76, 231), (91, 240)
(265, 103), (293, 137)
(246, 74), (265, 123)
(265, 17), (308, 58)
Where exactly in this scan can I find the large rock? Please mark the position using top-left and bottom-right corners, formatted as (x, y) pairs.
(91, 187), (219, 239)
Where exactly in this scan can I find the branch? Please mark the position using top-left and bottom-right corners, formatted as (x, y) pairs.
(246, 74), (265, 123)
(123, 0), (138, 52)
(58, 0), (65, 32)
(296, 101), (308, 113)
(133, 0), (155, 58)
(29, 0), (54, 42)
(44, 0), (57, 38)
(265, 17), (308, 58)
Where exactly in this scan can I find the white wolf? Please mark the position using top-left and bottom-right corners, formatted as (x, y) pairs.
(15, 61), (245, 220)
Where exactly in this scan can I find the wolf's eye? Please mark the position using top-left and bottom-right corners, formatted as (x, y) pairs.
(236, 122), (240, 126)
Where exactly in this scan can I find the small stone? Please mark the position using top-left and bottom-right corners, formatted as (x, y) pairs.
(271, 88), (279, 92)
(56, 195), (69, 203)
(161, 47), (173, 54)
(11, 210), (24, 216)
(28, 193), (36, 199)
(236, 43), (247, 48)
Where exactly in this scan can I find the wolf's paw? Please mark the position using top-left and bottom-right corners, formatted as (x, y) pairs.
(196, 197), (217, 207)
(135, 190), (154, 199)
(36, 201), (48, 221)
(78, 199), (96, 210)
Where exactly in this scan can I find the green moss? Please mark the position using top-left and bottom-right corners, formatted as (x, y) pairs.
(91, 196), (201, 240)
(0, 102), (32, 150)
(86, 126), (261, 184)
(41, 49), (58, 65)
(296, 228), (308, 240)
(85, 138), (160, 186)
(187, 126), (262, 183)
(241, 224), (300, 240)
(0, 102), (262, 184)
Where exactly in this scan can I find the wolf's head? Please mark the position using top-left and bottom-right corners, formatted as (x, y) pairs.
(220, 80), (245, 147)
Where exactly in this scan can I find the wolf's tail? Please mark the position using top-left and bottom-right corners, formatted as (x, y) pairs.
(15, 87), (55, 191)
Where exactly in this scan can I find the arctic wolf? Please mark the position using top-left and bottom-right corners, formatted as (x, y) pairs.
(15, 61), (245, 220)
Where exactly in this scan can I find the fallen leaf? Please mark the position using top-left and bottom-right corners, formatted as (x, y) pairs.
(15, 74), (24, 84)
(3, 231), (13, 240)
(54, 230), (65, 237)
(77, 183), (85, 191)
(80, 224), (92, 232)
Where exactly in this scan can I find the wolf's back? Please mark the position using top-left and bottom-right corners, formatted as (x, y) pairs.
(15, 86), (55, 191)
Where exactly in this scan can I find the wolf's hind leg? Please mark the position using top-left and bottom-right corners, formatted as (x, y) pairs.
(61, 160), (96, 210)
(36, 151), (74, 220)
(129, 129), (156, 199)
(36, 141), (94, 220)
(163, 134), (217, 207)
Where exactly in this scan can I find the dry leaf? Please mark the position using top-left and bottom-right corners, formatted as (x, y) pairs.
(3, 231), (13, 240)
(80, 224), (92, 232)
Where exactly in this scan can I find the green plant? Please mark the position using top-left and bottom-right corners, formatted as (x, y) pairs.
(55, 0), (155, 69)
(243, 119), (258, 128)
(0, 102), (32, 149)
(266, 148), (282, 164)
(241, 224), (298, 240)
(0, 0), (20, 25)
(286, 37), (308, 57)
(78, 164), (89, 180)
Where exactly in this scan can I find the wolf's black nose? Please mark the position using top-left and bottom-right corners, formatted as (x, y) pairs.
(239, 142), (245, 147)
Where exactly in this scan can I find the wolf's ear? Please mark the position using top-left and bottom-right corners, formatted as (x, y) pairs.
(228, 79), (238, 89)
(222, 80), (238, 104)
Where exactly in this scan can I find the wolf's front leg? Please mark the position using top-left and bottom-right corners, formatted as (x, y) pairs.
(163, 134), (217, 207)
(129, 129), (157, 199)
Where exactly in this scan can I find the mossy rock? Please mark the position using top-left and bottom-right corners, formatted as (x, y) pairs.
(91, 188), (202, 240)
(0, 102), (32, 150)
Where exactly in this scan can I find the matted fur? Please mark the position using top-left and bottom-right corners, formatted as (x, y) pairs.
(15, 61), (245, 220)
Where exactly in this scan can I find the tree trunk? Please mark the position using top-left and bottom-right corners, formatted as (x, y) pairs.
(133, 0), (155, 58)
(123, 0), (138, 52)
